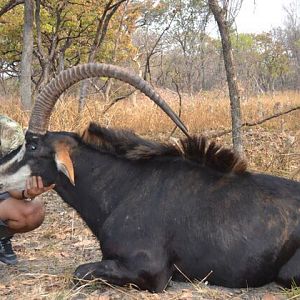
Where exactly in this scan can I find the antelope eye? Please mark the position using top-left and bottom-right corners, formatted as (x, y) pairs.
(26, 143), (38, 151)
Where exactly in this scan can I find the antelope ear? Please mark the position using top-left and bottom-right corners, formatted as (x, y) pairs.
(55, 147), (75, 186)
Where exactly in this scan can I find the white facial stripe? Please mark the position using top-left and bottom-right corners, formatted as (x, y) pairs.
(0, 143), (26, 173)
(0, 164), (31, 192)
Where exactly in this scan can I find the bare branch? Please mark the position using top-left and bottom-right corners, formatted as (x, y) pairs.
(208, 105), (300, 139)
(143, 11), (177, 82)
(102, 90), (135, 114)
(169, 78), (183, 138)
(243, 106), (300, 127)
(0, 0), (24, 18)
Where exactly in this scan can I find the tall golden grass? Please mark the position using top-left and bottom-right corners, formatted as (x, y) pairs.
(0, 89), (299, 177)
(1, 90), (299, 132)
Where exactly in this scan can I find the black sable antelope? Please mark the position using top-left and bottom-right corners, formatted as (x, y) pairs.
(0, 63), (300, 292)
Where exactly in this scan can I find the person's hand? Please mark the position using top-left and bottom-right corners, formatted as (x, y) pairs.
(24, 176), (55, 199)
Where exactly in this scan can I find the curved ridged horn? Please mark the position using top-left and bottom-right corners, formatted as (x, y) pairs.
(28, 63), (189, 137)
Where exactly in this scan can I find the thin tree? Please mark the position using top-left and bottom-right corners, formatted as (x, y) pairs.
(78, 0), (126, 112)
(208, 0), (243, 155)
(20, 0), (34, 110)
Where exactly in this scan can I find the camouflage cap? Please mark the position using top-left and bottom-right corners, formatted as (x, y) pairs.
(0, 115), (25, 158)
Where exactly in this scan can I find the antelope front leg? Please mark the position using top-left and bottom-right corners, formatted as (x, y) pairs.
(74, 258), (172, 292)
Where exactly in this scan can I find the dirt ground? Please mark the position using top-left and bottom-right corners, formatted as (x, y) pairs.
(0, 192), (290, 300)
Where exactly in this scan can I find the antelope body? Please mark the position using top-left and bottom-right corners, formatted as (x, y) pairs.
(0, 64), (299, 292)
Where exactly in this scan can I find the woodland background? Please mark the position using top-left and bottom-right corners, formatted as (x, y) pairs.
(0, 0), (299, 103)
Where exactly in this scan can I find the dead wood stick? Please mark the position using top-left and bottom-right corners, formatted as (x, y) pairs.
(208, 105), (300, 139)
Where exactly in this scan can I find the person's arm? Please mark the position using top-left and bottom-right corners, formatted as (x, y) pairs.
(8, 176), (55, 200)
(8, 189), (24, 200)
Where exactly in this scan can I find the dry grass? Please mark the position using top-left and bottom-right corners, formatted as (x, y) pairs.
(2, 89), (299, 133)
(1, 89), (299, 177)
(0, 90), (299, 299)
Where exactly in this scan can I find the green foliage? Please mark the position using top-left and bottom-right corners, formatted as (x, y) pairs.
(0, 0), (138, 77)
(230, 32), (291, 92)
(232, 33), (255, 52)
(0, 1), (24, 61)
(232, 32), (290, 78)
(255, 33), (290, 79)
(295, 38), (300, 49)
(0, 0), (297, 94)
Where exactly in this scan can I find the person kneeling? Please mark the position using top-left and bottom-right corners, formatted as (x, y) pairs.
(0, 176), (54, 265)
(0, 115), (54, 265)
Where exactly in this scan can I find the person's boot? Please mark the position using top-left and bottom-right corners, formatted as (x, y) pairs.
(0, 236), (17, 265)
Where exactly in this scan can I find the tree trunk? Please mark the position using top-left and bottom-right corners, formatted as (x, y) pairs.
(208, 0), (243, 155)
(20, 0), (34, 110)
(78, 0), (126, 112)
(58, 51), (65, 73)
